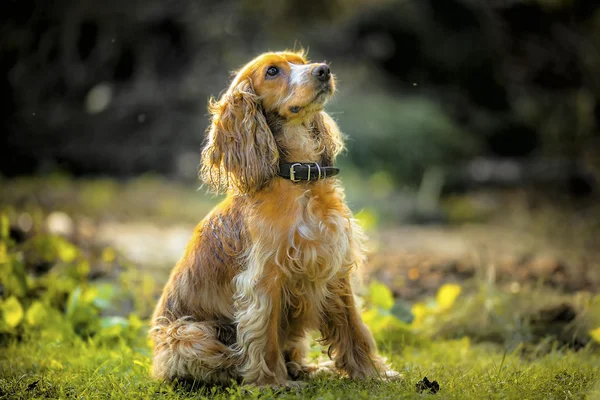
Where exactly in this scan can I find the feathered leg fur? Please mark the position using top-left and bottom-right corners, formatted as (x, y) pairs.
(150, 317), (239, 385)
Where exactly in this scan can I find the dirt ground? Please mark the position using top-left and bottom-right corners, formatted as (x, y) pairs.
(369, 223), (600, 301)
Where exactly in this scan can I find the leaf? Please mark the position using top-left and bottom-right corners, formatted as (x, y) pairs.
(436, 283), (462, 310)
(0, 214), (8, 240)
(92, 284), (115, 310)
(411, 302), (428, 328)
(100, 316), (129, 338)
(127, 313), (143, 330)
(100, 316), (129, 329)
(25, 235), (79, 266)
(590, 327), (600, 344)
(57, 240), (78, 263)
(355, 208), (378, 232)
(369, 281), (395, 310)
(361, 309), (393, 335)
(361, 308), (380, 327)
(76, 260), (90, 277)
(6, 259), (28, 297)
(2, 296), (24, 328)
(81, 286), (99, 305)
(391, 300), (415, 324)
(65, 286), (82, 318)
(0, 242), (7, 264)
(26, 301), (48, 326)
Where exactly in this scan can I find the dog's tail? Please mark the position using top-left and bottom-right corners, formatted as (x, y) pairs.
(149, 316), (239, 384)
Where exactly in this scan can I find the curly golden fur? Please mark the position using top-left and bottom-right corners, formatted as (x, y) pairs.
(150, 50), (398, 387)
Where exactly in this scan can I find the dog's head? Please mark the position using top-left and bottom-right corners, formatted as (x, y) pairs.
(200, 50), (342, 194)
(244, 50), (335, 119)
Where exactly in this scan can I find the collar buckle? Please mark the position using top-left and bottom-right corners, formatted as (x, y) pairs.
(289, 163), (302, 183)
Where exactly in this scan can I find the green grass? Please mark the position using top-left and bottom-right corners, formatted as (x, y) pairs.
(1, 331), (599, 399)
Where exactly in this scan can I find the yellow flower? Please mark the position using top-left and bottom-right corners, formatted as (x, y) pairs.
(436, 283), (462, 311)
(590, 327), (600, 343)
(2, 296), (24, 328)
(411, 302), (428, 328)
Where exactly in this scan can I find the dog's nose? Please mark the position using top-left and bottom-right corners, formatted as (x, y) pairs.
(312, 64), (331, 82)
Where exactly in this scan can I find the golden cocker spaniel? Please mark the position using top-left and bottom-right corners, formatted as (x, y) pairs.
(150, 50), (398, 387)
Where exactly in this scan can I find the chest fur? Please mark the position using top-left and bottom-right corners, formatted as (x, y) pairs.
(243, 181), (360, 321)
(277, 186), (354, 320)
(249, 181), (354, 280)
(285, 190), (351, 281)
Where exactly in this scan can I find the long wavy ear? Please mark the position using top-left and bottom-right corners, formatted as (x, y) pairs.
(312, 111), (345, 165)
(200, 78), (279, 194)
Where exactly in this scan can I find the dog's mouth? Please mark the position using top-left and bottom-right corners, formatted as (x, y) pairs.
(313, 86), (332, 103)
(288, 85), (332, 115)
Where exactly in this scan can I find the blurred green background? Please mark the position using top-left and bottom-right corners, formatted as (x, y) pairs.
(2, 0), (600, 192)
(2, 0), (599, 290)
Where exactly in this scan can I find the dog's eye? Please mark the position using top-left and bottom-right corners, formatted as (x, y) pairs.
(266, 66), (279, 77)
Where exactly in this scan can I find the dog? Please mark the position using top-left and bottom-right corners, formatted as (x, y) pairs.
(150, 50), (398, 387)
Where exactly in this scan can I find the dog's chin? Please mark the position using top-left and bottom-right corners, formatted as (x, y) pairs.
(313, 87), (332, 105)
(286, 88), (333, 117)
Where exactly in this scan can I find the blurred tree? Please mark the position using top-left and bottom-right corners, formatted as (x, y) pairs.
(0, 0), (598, 198)
(339, 0), (600, 195)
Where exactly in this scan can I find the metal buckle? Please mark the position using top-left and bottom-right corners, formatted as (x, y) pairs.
(289, 163), (302, 182)
(315, 163), (322, 180)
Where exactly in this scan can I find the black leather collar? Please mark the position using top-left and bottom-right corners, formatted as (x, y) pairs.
(278, 162), (340, 182)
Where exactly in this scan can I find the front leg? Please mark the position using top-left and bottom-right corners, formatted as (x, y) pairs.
(284, 333), (314, 380)
(234, 264), (289, 386)
(284, 334), (337, 380)
(284, 330), (337, 380)
(319, 277), (399, 380)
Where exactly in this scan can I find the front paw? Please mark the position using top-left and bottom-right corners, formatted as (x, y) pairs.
(286, 361), (309, 381)
(287, 360), (337, 380)
(380, 369), (402, 380)
(344, 359), (402, 381)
